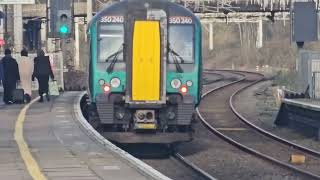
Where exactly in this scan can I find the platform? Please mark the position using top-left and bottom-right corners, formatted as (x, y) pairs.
(0, 103), (29, 179)
(275, 98), (320, 140)
(0, 92), (169, 180)
(282, 98), (320, 112)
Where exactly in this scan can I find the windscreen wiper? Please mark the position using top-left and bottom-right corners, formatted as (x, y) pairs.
(168, 47), (184, 73)
(106, 45), (123, 73)
(105, 49), (122, 63)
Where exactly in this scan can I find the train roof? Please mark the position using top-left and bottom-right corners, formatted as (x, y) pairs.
(88, 0), (199, 28)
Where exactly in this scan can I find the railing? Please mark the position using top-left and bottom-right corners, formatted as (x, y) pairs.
(312, 72), (320, 99)
(178, 0), (292, 12)
(21, 0), (295, 19)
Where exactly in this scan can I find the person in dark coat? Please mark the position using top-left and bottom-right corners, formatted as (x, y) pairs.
(32, 49), (55, 102)
(2, 49), (20, 104)
(0, 59), (4, 104)
(0, 58), (4, 85)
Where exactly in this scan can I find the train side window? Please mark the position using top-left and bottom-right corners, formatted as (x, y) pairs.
(168, 25), (194, 64)
(98, 23), (124, 63)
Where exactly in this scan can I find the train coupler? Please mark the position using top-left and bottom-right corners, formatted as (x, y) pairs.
(133, 110), (157, 130)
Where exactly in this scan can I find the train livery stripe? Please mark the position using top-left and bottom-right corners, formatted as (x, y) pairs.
(132, 21), (161, 101)
(14, 97), (47, 180)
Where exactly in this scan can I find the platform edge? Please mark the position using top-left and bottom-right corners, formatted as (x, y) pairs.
(73, 91), (172, 180)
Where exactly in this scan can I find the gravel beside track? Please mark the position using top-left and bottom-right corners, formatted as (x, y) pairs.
(195, 71), (319, 179)
(175, 71), (303, 180)
(233, 80), (320, 160)
(88, 70), (316, 180)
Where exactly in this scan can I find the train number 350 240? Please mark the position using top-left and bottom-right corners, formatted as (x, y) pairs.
(100, 16), (124, 23)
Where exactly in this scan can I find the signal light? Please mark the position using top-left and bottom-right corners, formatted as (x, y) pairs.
(59, 24), (69, 34)
(56, 10), (72, 38)
(180, 85), (188, 94)
(49, 0), (73, 38)
(102, 85), (111, 93)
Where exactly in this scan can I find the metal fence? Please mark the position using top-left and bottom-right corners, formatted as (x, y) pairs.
(312, 72), (320, 99)
(297, 50), (320, 99)
(0, 52), (64, 92)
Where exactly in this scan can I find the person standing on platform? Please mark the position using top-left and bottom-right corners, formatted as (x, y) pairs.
(18, 49), (33, 103)
(0, 58), (4, 105)
(2, 49), (20, 104)
(32, 49), (54, 102)
(0, 57), (4, 85)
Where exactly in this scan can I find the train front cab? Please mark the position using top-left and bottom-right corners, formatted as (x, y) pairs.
(88, 1), (202, 144)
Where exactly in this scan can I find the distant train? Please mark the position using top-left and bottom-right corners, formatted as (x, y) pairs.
(84, 0), (202, 144)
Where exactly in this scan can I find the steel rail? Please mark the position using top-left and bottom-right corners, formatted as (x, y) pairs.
(166, 70), (243, 180)
(172, 153), (217, 180)
(229, 72), (320, 158)
(197, 70), (320, 180)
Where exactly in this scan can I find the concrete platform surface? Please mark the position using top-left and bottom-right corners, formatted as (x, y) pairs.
(0, 104), (30, 179)
(283, 98), (320, 112)
(0, 92), (164, 180)
(24, 92), (154, 180)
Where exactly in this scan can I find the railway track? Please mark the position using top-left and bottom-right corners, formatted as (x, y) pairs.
(133, 71), (247, 180)
(83, 69), (320, 179)
(229, 73), (320, 158)
(198, 70), (320, 179)
(119, 71), (228, 180)
(116, 136), (217, 180)
(173, 152), (216, 180)
(146, 71), (244, 180)
(141, 150), (217, 180)
(127, 71), (252, 180)
(91, 71), (229, 180)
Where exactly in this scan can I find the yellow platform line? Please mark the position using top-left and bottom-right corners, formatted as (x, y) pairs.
(14, 97), (47, 180)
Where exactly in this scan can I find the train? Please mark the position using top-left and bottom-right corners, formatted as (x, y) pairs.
(84, 0), (202, 144)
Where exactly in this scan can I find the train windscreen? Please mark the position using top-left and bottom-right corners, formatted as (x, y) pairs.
(168, 25), (194, 64)
(98, 24), (124, 63)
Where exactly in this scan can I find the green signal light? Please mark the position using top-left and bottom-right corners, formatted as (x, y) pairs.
(59, 25), (69, 34)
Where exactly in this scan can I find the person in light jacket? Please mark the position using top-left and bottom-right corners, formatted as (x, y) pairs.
(18, 49), (33, 103)
(32, 49), (54, 102)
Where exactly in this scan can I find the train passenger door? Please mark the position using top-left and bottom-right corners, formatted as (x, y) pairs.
(131, 21), (161, 101)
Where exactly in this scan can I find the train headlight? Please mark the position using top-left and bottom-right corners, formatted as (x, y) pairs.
(186, 80), (193, 87)
(171, 79), (181, 89)
(98, 79), (105, 86)
(103, 84), (111, 93)
(180, 85), (188, 94)
(110, 78), (121, 88)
